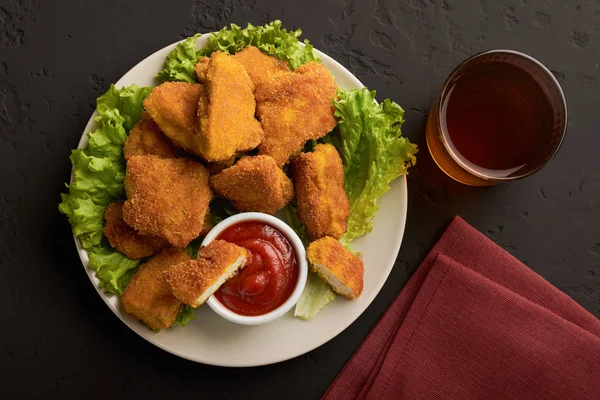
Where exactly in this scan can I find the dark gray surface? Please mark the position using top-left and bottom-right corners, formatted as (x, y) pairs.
(1, 0), (599, 398)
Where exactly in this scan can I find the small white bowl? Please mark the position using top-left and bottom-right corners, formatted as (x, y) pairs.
(202, 212), (308, 325)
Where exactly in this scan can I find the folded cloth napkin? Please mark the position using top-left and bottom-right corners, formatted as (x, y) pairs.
(323, 216), (600, 400)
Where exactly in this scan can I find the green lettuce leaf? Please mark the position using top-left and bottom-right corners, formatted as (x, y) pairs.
(59, 84), (149, 295)
(68, 150), (125, 204)
(156, 20), (320, 83)
(88, 246), (141, 294)
(174, 305), (195, 327)
(95, 84), (151, 132)
(58, 192), (106, 249)
(156, 33), (202, 83)
(328, 88), (417, 242)
(294, 272), (336, 320)
(199, 20), (320, 69)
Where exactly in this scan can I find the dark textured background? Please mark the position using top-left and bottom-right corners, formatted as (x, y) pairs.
(1, 0), (599, 398)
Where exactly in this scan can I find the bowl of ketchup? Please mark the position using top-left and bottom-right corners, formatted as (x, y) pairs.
(203, 212), (308, 325)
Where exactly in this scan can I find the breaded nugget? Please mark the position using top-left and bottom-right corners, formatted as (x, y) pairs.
(233, 46), (290, 88)
(195, 56), (210, 82)
(197, 52), (264, 162)
(306, 237), (364, 299)
(161, 240), (248, 307)
(123, 155), (212, 248)
(123, 112), (180, 160)
(122, 248), (189, 329)
(255, 62), (338, 166)
(104, 201), (168, 259)
(143, 82), (205, 156)
(292, 144), (349, 241)
(210, 155), (294, 214)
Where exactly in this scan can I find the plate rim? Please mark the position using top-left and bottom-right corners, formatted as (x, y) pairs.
(72, 34), (408, 366)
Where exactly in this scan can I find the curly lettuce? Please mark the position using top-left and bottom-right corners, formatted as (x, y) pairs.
(59, 84), (151, 294)
(294, 88), (417, 319)
(155, 33), (203, 83)
(88, 246), (141, 293)
(331, 88), (417, 242)
(174, 305), (195, 327)
(156, 20), (320, 83)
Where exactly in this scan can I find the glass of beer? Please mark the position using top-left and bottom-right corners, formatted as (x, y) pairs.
(426, 50), (567, 186)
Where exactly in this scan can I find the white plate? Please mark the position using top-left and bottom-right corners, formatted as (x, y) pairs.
(74, 34), (408, 367)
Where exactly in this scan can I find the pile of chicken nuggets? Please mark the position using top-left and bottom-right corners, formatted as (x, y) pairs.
(103, 46), (364, 329)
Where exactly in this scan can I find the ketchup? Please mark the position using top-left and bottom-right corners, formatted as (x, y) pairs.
(214, 221), (299, 316)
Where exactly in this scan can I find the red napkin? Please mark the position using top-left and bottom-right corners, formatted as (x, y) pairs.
(323, 216), (600, 400)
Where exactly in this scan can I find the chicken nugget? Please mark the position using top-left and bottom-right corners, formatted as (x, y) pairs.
(161, 240), (248, 308)
(123, 155), (212, 248)
(197, 52), (264, 162)
(306, 237), (364, 299)
(255, 62), (337, 166)
(123, 112), (180, 160)
(143, 82), (205, 156)
(195, 56), (210, 82)
(210, 155), (294, 214)
(104, 201), (168, 259)
(122, 248), (190, 329)
(233, 46), (290, 88)
(292, 144), (349, 241)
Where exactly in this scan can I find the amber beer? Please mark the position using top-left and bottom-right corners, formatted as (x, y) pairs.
(426, 50), (567, 186)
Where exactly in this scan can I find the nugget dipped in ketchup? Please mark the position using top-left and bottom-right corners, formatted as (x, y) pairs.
(213, 220), (299, 316)
(160, 216), (303, 320)
(161, 240), (248, 308)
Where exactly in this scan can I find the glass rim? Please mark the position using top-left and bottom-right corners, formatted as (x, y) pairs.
(436, 49), (568, 182)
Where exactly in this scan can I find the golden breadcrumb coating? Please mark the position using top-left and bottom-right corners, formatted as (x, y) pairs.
(292, 144), (349, 241)
(233, 46), (290, 88)
(143, 81), (206, 156)
(122, 155), (212, 248)
(196, 51), (264, 162)
(122, 248), (189, 329)
(160, 240), (248, 308)
(195, 56), (210, 82)
(306, 236), (364, 299)
(104, 201), (168, 259)
(255, 62), (338, 166)
(123, 112), (180, 160)
(210, 155), (294, 214)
